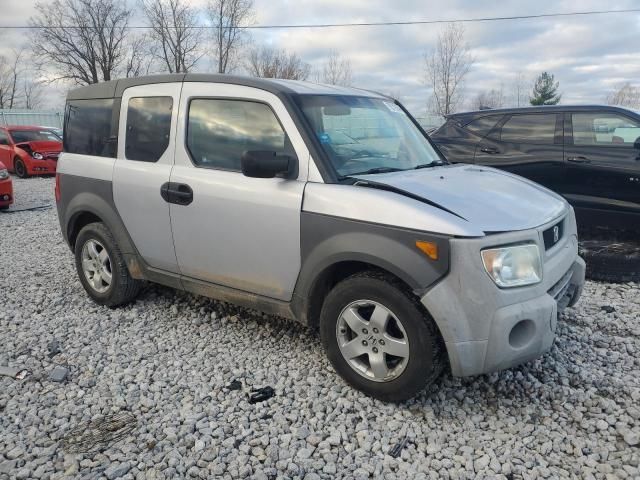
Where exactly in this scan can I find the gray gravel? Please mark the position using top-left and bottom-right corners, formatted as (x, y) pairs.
(1, 175), (639, 479)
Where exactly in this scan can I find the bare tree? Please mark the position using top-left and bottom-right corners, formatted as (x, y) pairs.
(607, 82), (640, 109)
(318, 50), (353, 86)
(472, 85), (504, 110)
(247, 46), (310, 80)
(0, 50), (22, 109)
(424, 23), (473, 116)
(23, 79), (44, 109)
(511, 71), (527, 107)
(141, 0), (204, 74)
(30, 0), (133, 85)
(207, 0), (254, 74)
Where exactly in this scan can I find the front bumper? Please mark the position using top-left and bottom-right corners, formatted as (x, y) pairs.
(0, 179), (13, 206)
(421, 209), (585, 377)
(26, 158), (58, 174)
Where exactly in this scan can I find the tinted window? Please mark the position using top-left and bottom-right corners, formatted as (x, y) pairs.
(464, 115), (502, 136)
(572, 112), (640, 146)
(125, 97), (173, 162)
(64, 99), (115, 157)
(501, 114), (557, 144)
(187, 99), (289, 171)
(0, 130), (8, 145)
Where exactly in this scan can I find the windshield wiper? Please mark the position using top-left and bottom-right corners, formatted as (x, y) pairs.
(414, 160), (447, 169)
(350, 167), (404, 176)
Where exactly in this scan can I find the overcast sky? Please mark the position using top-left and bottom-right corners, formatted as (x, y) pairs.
(1, 0), (639, 115)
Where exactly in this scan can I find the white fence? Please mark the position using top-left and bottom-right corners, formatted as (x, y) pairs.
(0, 109), (64, 129)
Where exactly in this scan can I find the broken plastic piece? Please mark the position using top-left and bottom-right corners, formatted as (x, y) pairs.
(0, 366), (31, 380)
(248, 386), (275, 404)
(389, 435), (408, 458)
(227, 379), (242, 391)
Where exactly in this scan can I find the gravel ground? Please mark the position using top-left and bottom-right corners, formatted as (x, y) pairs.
(1, 176), (639, 480)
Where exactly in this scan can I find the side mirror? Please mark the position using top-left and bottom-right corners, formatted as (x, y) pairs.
(634, 137), (640, 150)
(241, 150), (296, 179)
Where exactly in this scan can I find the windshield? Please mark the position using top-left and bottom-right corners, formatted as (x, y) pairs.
(296, 95), (444, 177)
(10, 130), (61, 143)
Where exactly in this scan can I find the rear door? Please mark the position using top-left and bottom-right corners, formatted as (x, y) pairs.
(112, 83), (182, 272)
(0, 129), (11, 168)
(475, 112), (565, 191)
(563, 110), (640, 215)
(169, 82), (310, 300)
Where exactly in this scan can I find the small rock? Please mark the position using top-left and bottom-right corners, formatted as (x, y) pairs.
(49, 366), (69, 383)
(105, 462), (131, 479)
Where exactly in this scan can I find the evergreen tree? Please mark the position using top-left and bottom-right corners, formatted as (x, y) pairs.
(530, 72), (561, 105)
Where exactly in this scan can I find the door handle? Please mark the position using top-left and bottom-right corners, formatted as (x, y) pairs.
(567, 156), (590, 164)
(160, 182), (194, 205)
(480, 147), (499, 154)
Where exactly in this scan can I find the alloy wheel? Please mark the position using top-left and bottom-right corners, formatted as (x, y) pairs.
(81, 239), (113, 293)
(336, 300), (410, 382)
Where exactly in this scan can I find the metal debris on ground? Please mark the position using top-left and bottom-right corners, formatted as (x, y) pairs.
(227, 379), (242, 391)
(601, 305), (616, 313)
(0, 203), (52, 213)
(389, 435), (408, 458)
(0, 366), (31, 380)
(61, 412), (137, 453)
(248, 386), (275, 404)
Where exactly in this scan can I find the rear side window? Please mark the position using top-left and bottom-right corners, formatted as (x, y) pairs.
(125, 96), (173, 162)
(64, 99), (115, 157)
(572, 112), (640, 146)
(464, 115), (502, 137)
(186, 99), (289, 171)
(500, 114), (557, 144)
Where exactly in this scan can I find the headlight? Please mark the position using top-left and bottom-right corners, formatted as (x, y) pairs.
(32, 152), (44, 160)
(0, 169), (8, 179)
(481, 243), (542, 288)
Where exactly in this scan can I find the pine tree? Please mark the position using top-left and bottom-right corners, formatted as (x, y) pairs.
(530, 72), (561, 105)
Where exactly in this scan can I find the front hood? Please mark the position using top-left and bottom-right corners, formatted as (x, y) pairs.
(15, 141), (62, 153)
(353, 164), (567, 232)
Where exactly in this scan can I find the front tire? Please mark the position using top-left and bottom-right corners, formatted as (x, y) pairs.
(14, 158), (28, 178)
(75, 222), (142, 307)
(320, 271), (445, 402)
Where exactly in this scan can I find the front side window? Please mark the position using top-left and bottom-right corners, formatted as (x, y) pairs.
(297, 95), (442, 177)
(572, 112), (640, 146)
(500, 114), (557, 144)
(125, 96), (173, 162)
(187, 99), (289, 171)
(10, 130), (60, 143)
(0, 130), (8, 145)
(465, 115), (502, 137)
(64, 99), (115, 157)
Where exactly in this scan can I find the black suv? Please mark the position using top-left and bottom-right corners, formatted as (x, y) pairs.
(431, 105), (640, 231)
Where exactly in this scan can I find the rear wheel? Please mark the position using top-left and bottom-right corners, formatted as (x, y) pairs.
(14, 158), (28, 178)
(75, 222), (142, 307)
(320, 271), (445, 402)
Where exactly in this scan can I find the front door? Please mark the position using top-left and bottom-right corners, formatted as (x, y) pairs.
(169, 83), (309, 301)
(563, 111), (640, 220)
(112, 83), (182, 272)
(0, 129), (12, 168)
(475, 113), (565, 192)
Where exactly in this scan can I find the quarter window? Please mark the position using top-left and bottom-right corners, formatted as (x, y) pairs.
(572, 113), (640, 146)
(125, 96), (173, 162)
(186, 99), (289, 171)
(500, 114), (557, 144)
(64, 99), (115, 157)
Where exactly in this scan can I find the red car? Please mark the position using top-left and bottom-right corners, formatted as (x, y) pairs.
(0, 126), (62, 178)
(0, 160), (13, 209)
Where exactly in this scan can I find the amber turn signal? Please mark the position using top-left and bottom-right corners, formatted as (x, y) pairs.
(415, 240), (438, 260)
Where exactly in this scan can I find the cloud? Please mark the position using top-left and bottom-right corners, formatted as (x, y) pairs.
(0, 0), (639, 113)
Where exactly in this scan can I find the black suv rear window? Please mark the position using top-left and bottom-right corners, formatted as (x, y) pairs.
(125, 96), (173, 162)
(64, 99), (115, 158)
